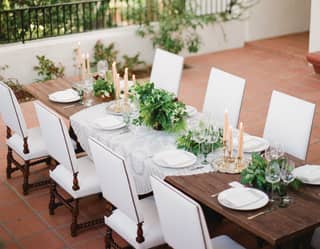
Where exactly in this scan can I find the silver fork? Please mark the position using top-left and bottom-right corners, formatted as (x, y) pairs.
(247, 207), (275, 220)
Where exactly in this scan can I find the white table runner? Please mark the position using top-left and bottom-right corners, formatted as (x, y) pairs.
(70, 103), (217, 194)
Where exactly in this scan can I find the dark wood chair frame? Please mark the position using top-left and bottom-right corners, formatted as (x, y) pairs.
(46, 117), (103, 237)
(48, 177), (104, 237)
(6, 126), (51, 195)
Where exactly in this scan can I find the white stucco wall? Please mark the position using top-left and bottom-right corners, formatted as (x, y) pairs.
(0, 20), (246, 84)
(309, 0), (320, 52)
(0, 0), (312, 84)
(246, 0), (311, 41)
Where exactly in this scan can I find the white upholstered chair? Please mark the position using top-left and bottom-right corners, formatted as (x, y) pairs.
(34, 101), (102, 237)
(202, 67), (246, 127)
(150, 48), (184, 95)
(88, 137), (165, 249)
(0, 81), (49, 195)
(150, 176), (246, 249)
(263, 91), (315, 161)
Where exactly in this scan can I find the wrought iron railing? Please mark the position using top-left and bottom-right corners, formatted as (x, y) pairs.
(0, 0), (230, 44)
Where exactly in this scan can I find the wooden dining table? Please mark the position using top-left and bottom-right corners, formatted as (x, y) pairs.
(166, 172), (320, 249)
(24, 77), (320, 249)
(24, 76), (105, 119)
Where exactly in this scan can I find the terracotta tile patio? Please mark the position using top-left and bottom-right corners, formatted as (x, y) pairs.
(0, 32), (319, 249)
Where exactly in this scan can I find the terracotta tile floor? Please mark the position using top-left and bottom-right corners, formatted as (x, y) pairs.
(0, 32), (319, 249)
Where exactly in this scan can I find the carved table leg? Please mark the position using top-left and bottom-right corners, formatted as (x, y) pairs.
(49, 180), (56, 215)
(105, 225), (112, 249)
(71, 199), (79, 237)
(22, 160), (30, 195)
(6, 147), (13, 179)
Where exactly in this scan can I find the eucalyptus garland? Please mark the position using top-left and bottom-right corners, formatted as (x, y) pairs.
(130, 82), (187, 132)
(176, 126), (223, 155)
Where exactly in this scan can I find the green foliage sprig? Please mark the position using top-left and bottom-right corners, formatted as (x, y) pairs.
(93, 40), (118, 67)
(240, 153), (301, 193)
(130, 82), (187, 132)
(33, 55), (64, 81)
(93, 71), (114, 98)
(136, 0), (257, 54)
(176, 126), (223, 155)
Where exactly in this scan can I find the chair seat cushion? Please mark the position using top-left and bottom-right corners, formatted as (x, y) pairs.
(211, 235), (245, 249)
(105, 196), (165, 249)
(311, 227), (320, 249)
(50, 156), (101, 199)
(6, 127), (48, 160)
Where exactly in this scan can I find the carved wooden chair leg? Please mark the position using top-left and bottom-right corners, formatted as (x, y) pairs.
(105, 226), (112, 249)
(22, 160), (30, 195)
(71, 199), (79, 237)
(49, 180), (57, 215)
(6, 147), (13, 179)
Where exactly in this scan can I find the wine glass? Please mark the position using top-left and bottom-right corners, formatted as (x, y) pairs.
(201, 129), (211, 165)
(279, 159), (295, 207)
(97, 60), (108, 77)
(82, 78), (94, 107)
(192, 127), (205, 161)
(265, 160), (281, 202)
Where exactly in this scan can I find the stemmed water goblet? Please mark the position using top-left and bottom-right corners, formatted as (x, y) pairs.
(279, 159), (295, 207)
(265, 160), (281, 203)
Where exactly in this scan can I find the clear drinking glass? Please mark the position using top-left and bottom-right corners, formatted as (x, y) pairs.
(82, 78), (94, 107)
(97, 60), (108, 76)
(265, 160), (281, 202)
(279, 159), (295, 207)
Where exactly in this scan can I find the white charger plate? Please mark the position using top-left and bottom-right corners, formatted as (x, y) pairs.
(233, 135), (269, 153)
(293, 165), (320, 185)
(91, 116), (126, 130)
(153, 149), (197, 169)
(218, 187), (269, 211)
(49, 89), (81, 103)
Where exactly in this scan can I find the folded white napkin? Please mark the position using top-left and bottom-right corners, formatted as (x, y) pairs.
(295, 165), (320, 183)
(92, 116), (124, 129)
(50, 89), (79, 101)
(161, 150), (193, 166)
(222, 188), (260, 207)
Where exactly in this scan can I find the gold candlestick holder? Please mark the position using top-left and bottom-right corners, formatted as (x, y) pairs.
(212, 150), (248, 174)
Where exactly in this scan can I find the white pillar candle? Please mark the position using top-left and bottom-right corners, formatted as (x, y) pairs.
(86, 53), (91, 75)
(228, 126), (233, 157)
(124, 68), (129, 101)
(223, 110), (229, 141)
(237, 122), (244, 159)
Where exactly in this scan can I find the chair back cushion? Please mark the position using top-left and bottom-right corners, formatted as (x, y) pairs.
(263, 91), (315, 160)
(202, 67), (246, 127)
(150, 176), (211, 249)
(0, 81), (28, 138)
(34, 101), (77, 173)
(89, 137), (143, 224)
(150, 48), (184, 96)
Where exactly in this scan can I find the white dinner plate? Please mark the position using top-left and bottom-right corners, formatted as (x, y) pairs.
(153, 149), (197, 169)
(293, 165), (320, 185)
(91, 116), (126, 130)
(233, 135), (269, 153)
(218, 187), (269, 211)
(48, 89), (81, 103)
(186, 105), (197, 117)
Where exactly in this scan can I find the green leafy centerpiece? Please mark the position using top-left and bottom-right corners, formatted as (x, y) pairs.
(92, 71), (115, 99)
(240, 153), (300, 192)
(176, 125), (223, 155)
(130, 82), (187, 132)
